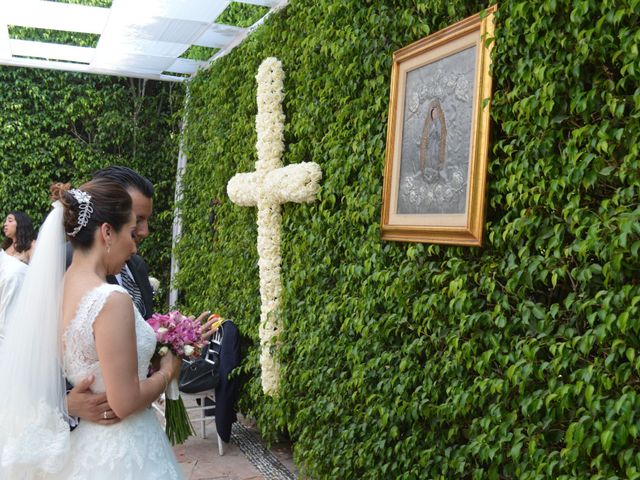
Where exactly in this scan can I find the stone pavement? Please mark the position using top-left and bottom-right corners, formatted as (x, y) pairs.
(170, 409), (298, 480)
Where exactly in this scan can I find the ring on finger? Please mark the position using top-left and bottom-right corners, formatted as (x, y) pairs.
(103, 411), (108, 420)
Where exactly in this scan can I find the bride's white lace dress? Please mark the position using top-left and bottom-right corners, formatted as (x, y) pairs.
(57, 283), (183, 479)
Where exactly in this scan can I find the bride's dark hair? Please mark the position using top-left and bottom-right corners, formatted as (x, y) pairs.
(50, 179), (132, 250)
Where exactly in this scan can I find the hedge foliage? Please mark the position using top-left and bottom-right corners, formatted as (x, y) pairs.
(177, 0), (640, 477)
(0, 0), (184, 299)
(0, 66), (183, 302)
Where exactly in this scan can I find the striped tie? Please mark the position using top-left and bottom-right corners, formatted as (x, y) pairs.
(120, 267), (145, 317)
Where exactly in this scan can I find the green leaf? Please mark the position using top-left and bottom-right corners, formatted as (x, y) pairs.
(601, 430), (614, 454)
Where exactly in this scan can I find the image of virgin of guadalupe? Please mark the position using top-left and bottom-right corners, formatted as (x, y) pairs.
(420, 99), (447, 184)
(397, 46), (475, 215)
(397, 92), (469, 215)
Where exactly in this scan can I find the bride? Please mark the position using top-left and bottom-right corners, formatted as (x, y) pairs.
(0, 179), (183, 479)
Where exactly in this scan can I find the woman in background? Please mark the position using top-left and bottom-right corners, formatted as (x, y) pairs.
(0, 249), (27, 345)
(2, 211), (36, 263)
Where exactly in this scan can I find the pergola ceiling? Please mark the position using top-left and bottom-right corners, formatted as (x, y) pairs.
(0, 0), (287, 82)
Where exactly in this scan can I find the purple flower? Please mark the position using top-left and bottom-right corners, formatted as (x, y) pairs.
(146, 310), (204, 360)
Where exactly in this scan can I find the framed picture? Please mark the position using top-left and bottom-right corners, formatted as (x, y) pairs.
(381, 6), (496, 246)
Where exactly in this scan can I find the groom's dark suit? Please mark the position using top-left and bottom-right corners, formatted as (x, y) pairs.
(106, 255), (154, 320)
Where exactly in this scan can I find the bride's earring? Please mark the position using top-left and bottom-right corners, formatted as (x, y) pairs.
(107, 243), (111, 254)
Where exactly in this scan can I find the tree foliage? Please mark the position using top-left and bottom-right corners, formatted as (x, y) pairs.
(0, 0), (184, 303)
(0, 67), (183, 304)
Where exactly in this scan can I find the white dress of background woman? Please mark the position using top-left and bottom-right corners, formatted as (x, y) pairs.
(0, 249), (27, 345)
(0, 180), (183, 479)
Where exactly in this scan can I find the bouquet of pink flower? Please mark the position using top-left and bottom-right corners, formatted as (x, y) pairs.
(147, 310), (206, 444)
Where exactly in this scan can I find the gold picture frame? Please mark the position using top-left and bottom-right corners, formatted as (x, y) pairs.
(381, 6), (496, 246)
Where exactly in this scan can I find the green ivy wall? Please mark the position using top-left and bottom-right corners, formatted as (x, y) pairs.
(0, 66), (184, 300)
(177, 0), (640, 478)
(0, 0), (185, 297)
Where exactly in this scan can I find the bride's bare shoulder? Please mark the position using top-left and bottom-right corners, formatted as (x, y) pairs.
(62, 278), (127, 328)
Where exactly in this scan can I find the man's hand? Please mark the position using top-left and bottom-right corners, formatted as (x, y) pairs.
(197, 311), (222, 341)
(66, 375), (120, 425)
(186, 311), (216, 341)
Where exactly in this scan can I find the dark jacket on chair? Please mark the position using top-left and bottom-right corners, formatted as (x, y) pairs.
(215, 320), (241, 442)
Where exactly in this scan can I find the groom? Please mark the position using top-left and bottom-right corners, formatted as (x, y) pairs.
(67, 166), (155, 424)
(94, 166), (155, 320)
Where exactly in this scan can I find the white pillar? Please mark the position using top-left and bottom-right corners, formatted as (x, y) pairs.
(169, 90), (190, 308)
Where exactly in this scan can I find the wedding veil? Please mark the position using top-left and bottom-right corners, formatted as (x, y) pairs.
(0, 201), (70, 477)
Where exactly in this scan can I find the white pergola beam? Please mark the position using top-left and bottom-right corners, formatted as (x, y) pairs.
(165, 57), (205, 75)
(91, 0), (227, 75)
(114, 0), (230, 24)
(195, 24), (246, 49)
(0, 55), (186, 82)
(0, 25), (10, 59)
(94, 52), (178, 73)
(96, 37), (191, 62)
(234, 0), (280, 6)
(0, 0), (288, 81)
(3, 1), (109, 34)
(10, 40), (94, 64)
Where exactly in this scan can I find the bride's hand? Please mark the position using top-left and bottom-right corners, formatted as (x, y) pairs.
(159, 351), (182, 380)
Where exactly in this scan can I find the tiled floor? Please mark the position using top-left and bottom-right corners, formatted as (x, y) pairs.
(170, 411), (297, 480)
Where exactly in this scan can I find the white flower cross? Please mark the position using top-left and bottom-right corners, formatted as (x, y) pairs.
(227, 57), (322, 395)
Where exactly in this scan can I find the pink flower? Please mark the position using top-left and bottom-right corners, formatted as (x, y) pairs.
(147, 310), (204, 360)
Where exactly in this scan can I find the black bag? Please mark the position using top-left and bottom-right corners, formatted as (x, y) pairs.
(178, 329), (222, 394)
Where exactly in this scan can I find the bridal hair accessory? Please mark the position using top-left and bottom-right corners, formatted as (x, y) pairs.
(67, 188), (93, 237)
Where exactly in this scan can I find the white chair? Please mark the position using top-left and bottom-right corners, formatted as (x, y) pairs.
(182, 390), (225, 456)
(153, 328), (225, 455)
